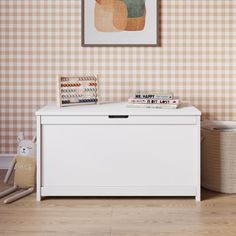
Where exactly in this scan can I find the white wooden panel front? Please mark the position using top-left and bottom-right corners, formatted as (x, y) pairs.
(41, 115), (197, 125)
(42, 125), (197, 188)
(41, 186), (196, 196)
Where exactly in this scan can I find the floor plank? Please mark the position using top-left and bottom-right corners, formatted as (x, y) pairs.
(0, 170), (236, 236)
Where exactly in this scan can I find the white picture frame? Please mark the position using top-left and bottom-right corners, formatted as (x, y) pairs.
(82, 0), (159, 47)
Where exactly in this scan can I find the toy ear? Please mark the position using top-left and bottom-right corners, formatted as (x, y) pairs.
(32, 136), (37, 143)
(17, 132), (24, 144)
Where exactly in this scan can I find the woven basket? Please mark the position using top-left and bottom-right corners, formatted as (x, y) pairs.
(201, 120), (236, 193)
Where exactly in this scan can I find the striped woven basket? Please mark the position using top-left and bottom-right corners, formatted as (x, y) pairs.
(201, 120), (236, 193)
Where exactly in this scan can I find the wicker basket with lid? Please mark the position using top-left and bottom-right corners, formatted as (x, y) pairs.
(201, 120), (236, 193)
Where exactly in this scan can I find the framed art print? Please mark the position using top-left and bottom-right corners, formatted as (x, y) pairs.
(82, 0), (159, 47)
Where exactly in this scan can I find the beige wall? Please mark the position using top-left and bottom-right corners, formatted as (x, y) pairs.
(0, 0), (236, 153)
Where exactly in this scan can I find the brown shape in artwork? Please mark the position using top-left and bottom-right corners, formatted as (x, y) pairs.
(95, 1), (118, 32)
(95, 0), (128, 32)
(113, 0), (128, 31)
(125, 7), (146, 31)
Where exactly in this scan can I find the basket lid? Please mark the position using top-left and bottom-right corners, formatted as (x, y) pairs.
(202, 120), (236, 132)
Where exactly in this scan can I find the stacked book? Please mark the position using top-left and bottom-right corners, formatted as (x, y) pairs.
(127, 92), (180, 109)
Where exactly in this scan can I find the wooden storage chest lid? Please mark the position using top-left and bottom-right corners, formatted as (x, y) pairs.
(36, 102), (201, 116)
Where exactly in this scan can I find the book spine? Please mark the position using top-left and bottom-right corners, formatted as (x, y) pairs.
(128, 98), (179, 104)
(127, 103), (178, 109)
(135, 94), (173, 99)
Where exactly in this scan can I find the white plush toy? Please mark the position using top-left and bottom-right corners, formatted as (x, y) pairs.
(0, 132), (36, 203)
(16, 132), (36, 157)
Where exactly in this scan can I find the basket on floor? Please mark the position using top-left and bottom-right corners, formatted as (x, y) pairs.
(201, 120), (236, 193)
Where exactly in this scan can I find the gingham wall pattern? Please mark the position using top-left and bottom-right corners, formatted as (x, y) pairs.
(0, 0), (236, 153)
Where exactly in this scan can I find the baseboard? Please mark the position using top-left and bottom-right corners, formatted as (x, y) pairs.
(0, 154), (15, 169)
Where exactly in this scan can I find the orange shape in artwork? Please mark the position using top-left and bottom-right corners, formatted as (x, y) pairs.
(125, 7), (146, 31)
(95, 0), (128, 32)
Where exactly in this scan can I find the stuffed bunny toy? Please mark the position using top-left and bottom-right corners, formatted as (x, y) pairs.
(0, 132), (36, 204)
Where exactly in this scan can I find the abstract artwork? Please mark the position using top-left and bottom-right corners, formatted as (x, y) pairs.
(82, 0), (158, 46)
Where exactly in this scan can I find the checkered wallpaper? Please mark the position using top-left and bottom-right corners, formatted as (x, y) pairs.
(1, 0), (236, 153)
